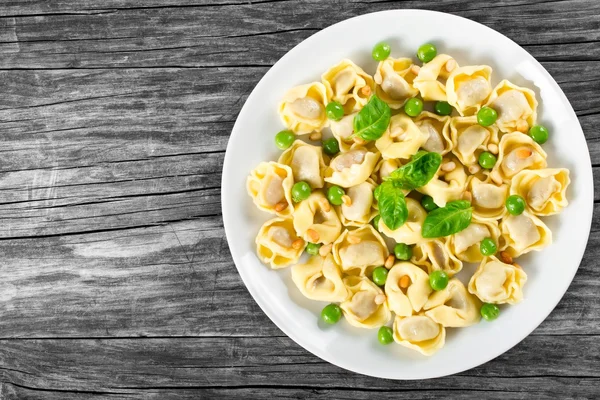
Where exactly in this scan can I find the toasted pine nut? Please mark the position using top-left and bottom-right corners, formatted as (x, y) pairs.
(441, 161), (456, 172)
(319, 243), (332, 257)
(516, 119), (529, 133)
(360, 85), (372, 97)
(309, 132), (322, 141)
(292, 239), (305, 250)
(389, 127), (404, 138)
(384, 255), (395, 269)
(516, 148), (533, 159)
(307, 229), (320, 243)
(319, 197), (331, 212)
(347, 235), (361, 244)
(499, 251), (513, 264)
(462, 191), (473, 202)
(468, 165), (481, 175)
(342, 195), (352, 207)
(488, 143), (499, 154)
(490, 170), (503, 185)
(374, 294), (386, 305)
(410, 65), (421, 75)
(399, 275), (410, 289)
(353, 136), (367, 145)
(445, 59), (457, 72)
(274, 202), (288, 212)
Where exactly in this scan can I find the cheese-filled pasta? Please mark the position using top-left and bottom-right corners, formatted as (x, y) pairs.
(247, 161), (294, 217)
(485, 79), (538, 133)
(338, 180), (377, 226)
(385, 262), (432, 317)
(325, 146), (380, 188)
(291, 254), (348, 302)
(450, 116), (499, 167)
(414, 111), (453, 155)
(329, 113), (356, 152)
(332, 225), (389, 274)
(411, 239), (463, 276)
(293, 191), (342, 244)
(500, 211), (552, 257)
(278, 140), (327, 189)
(510, 168), (570, 216)
(468, 256), (528, 304)
(448, 217), (502, 263)
(256, 217), (304, 269)
(413, 54), (458, 101)
(446, 65), (493, 116)
(417, 156), (467, 207)
(279, 82), (328, 135)
(377, 198), (427, 245)
(322, 59), (375, 113)
(393, 315), (446, 356)
(373, 57), (419, 109)
(491, 132), (547, 183)
(341, 276), (391, 329)
(424, 279), (481, 327)
(375, 113), (429, 160)
(467, 176), (509, 220)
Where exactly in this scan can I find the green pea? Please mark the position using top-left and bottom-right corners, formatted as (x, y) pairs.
(326, 101), (344, 121)
(378, 326), (394, 345)
(327, 185), (345, 206)
(372, 215), (381, 230)
(291, 181), (311, 203)
(306, 242), (321, 256)
(404, 97), (424, 117)
(322, 137), (340, 156)
(275, 130), (295, 150)
(372, 266), (389, 286)
(372, 42), (391, 61)
(480, 237), (497, 256)
(477, 107), (498, 127)
(429, 270), (449, 291)
(505, 194), (526, 216)
(434, 101), (452, 116)
(529, 125), (549, 144)
(417, 43), (437, 63)
(480, 303), (500, 321)
(421, 195), (439, 212)
(478, 151), (497, 169)
(321, 303), (342, 324)
(394, 243), (412, 261)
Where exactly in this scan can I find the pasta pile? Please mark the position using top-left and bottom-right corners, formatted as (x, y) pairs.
(246, 44), (570, 356)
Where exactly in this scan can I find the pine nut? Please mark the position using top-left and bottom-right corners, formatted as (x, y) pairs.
(319, 243), (332, 257)
(309, 132), (322, 141)
(319, 197), (331, 212)
(274, 202), (288, 212)
(462, 191), (473, 202)
(516, 119), (529, 133)
(342, 195), (352, 206)
(384, 255), (395, 269)
(347, 235), (361, 244)
(490, 170), (503, 185)
(292, 239), (304, 250)
(468, 165), (481, 175)
(360, 85), (372, 97)
(488, 143), (499, 154)
(374, 294), (386, 305)
(499, 251), (513, 264)
(399, 275), (410, 289)
(516, 148), (533, 159)
(445, 59), (457, 72)
(353, 136), (367, 145)
(441, 161), (456, 172)
(410, 65), (421, 75)
(307, 229), (320, 243)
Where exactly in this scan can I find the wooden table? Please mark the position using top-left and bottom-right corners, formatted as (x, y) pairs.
(0, 1), (598, 398)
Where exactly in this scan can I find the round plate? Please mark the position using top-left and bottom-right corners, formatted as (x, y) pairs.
(221, 10), (593, 379)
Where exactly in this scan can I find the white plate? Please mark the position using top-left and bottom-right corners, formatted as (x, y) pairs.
(221, 10), (593, 379)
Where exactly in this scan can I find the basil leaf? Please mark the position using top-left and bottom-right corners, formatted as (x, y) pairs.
(421, 200), (473, 238)
(377, 181), (408, 231)
(385, 152), (442, 190)
(353, 95), (391, 141)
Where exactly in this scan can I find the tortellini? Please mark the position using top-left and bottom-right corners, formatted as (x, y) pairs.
(393, 315), (446, 356)
(279, 82), (328, 135)
(446, 65), (493, 116)
(424, 279), (481, 327)
(325, 146), (380, 188)
(485, 79), (538, 133)
(492, 132), (547, 183)
(293, 192), (342, 245)
(500, 211), (552, 257)
(417, 156), (467, 207)
(278, 140), (327, 189)
(385, 262), (432, 317)
(291, 254), (348, 302)
(414, 111), (453, 155)
(448, 217), (501, 263)
(373, 57), (419, 109)
(247, 161), (294, 217)
(450, 116), (499, 167)
(468, 256), (528, 305)
(510, 168), (570, 216)
(329, 113), (356, 152)
(411, 239), (463, 276)
(413, 54), (457, 101)
(377, 198), (427, 245)
(322, 59), (374, 113)
(372, 158), (400, 183)
(341, 276), (391, 329)
(375, 113), (429, 160)
(332, 225), (389, 274)
(468, 176), (509, 220)
(338, 180), (377, 226)
(256, 218), (303, 269)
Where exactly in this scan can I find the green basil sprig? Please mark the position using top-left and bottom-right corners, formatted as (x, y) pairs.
(376, 181), (408, 231)
(421, 200), (473, 238)
(353, 95), (391, 141)
(384, 151), (442, 190)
